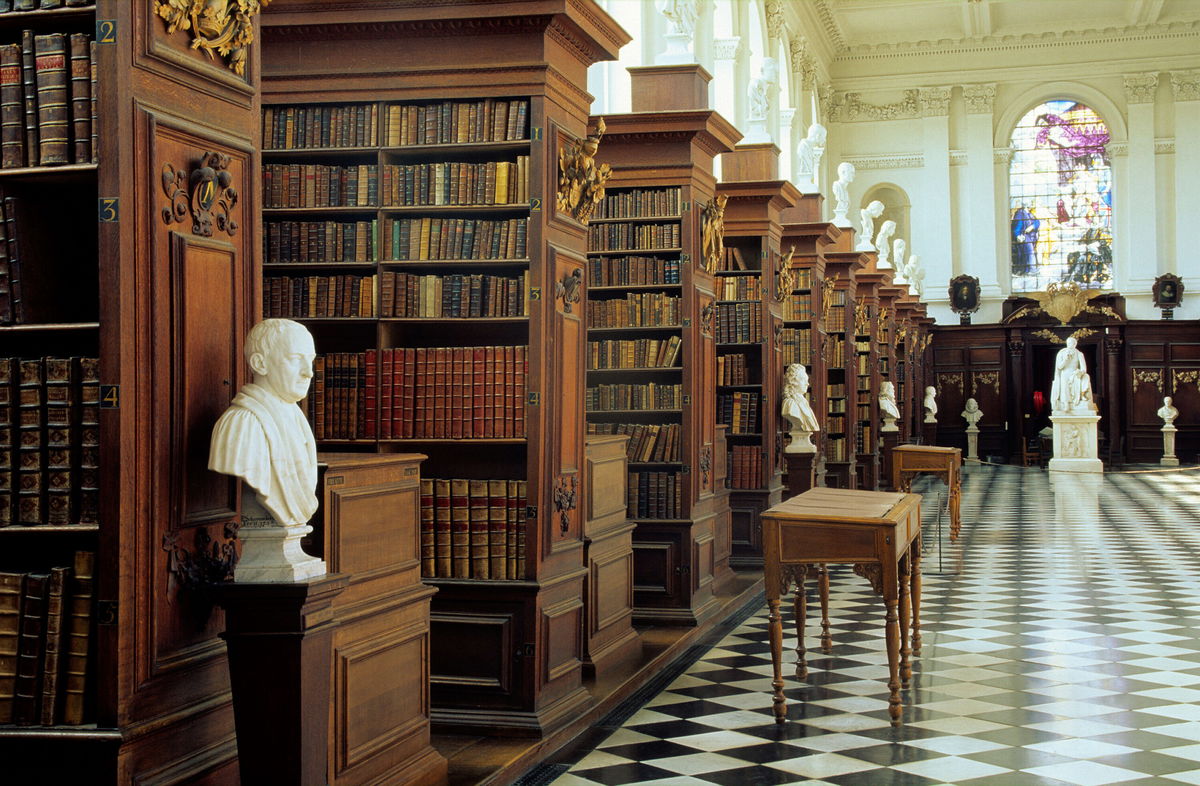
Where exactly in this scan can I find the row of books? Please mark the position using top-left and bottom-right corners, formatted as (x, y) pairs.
(265, 219), (378, 265)
(592, 187), (681, 220)
(856, 403), (872, 421)
(714, 302), (762, 344)
(828, 337), (845, 367)
(855, 425), (874, 455)
(379, 270), (529, 319)
(587, 336), (682, 370)
(263, 104), (378, 150)
(780, 328), (813, 367)
(728, 445), (763, 490)
(380, 158), (529, 208)
(826, 414), (846, 434)
(856, 353), (873, 375)
(263, 274), (377, 319)
(0, 193), (28, 324)
(783, 293), (813, 321)
(587, 255), (680, 286)
(0, 357), (99, 528)
(381, 216), (528, 262)
(717, 275), (761, 301)
(827, 436), (849, 462)
(716, 353), (750, 386)
(586, 292), (680, 329)
(828, 384), (847, 398)
(717, 391), (760, 435)
(587, 422), (681, 464)
(309, 353), (366, 440)
(0, 2), (95, 11)
(383, 98), (529, 147)
(0, 30), (95, 169)
(587, 222), (680, 252)
(627, 471), (682, 520)
(719, 246), (757, 272)
(585, 382), (682, 413)
(263, 163), (378, 209)
(418, 478), (527, 581)
(794, 268), (813, 289)
(0, 551), (94, 727)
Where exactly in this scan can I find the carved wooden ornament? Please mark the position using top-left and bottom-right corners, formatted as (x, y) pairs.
(556, 118), (611, 224)
(154, 0), (272, 77)
(556, 269), (583, 313)
(161, 151), (239, 238)
(775, 246), (795, 302)
(700, 195), (728, 274)
(553, 475), (578, 534)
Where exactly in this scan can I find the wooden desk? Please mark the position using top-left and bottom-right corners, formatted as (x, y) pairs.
(892, 445), (962, 541)
(762, 488), (922, 726)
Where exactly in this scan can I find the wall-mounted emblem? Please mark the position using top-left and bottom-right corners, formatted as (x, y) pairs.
(161, 151), (239, 237)
(154, 0), (272, 77)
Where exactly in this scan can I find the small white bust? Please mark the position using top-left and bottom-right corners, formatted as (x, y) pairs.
(657, 0), (698, 37)
(782, 363), (820, 453)
(906, 255), (925, 299)
(1159, 395), (1179, 426)
(923, 385), (938, 423)
(961, 397), (983, 429)
(874, 221), (897, 267)
(856, 200), (884, 251)
(879, 380), (900, 431)
(831, 162), (856, 227)
(795, 123), (827, 194)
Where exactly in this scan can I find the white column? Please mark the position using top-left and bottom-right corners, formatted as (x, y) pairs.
(962, 84), (1002, 308)
(712, 37), (742, 129)
(919, 87), (954, 316)
(1123, 73), (1159, 293)
(1171, 71), (1200, 284)
(779, 107), (797, 181)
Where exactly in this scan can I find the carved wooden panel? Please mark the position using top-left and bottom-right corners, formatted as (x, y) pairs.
(1130, 343), (1166, 362)
(590, 548), (633, 634)
(586, 447), (627, 525)
(541, 594), (584, 683)
(1131, 368), (1166, 427)
(1172, 344), (1200, 362)
(934, 348), (965, 365)
(138, 0), (258, 104)
(430, 610), (516, 696)
(548, 246), (584, 550)
(327, 483), (419, 577)
(632, 539), (678, 600)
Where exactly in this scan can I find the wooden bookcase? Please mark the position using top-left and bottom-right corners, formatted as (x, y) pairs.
(854, 266), (884, 490)
(819, 245), (866, 489)
(260, 0), (628, 736)
(586, 65), (739, 625)
(714, 144), (798, 567)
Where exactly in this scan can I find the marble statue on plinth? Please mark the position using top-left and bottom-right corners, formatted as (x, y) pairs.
(655, 0), (699, 64)
(879, 380), (900, 432)
(856, 200), (884, 251)
(831, 162), (855, 228)
(794, 123), (827, 194)
(889, 238), (906, 276)
(1048, 336), (1103, 472)
(923, 385), (938, 423)
(782, 363), (820, 453)
(961, 397), (982, 461)
(209, 318), (327, 582)
(874, 221), (897, 267)
(1159, 396), (1178, 426)
(1160, 395), (1180, 466)
(1051, 337), (1095, 415)
(743, 57), (779, 144)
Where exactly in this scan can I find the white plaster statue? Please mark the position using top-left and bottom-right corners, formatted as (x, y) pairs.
(879, 380), (900, 432)
(923, 385), (938, 423)
(656, 0), (699, 64)
(874, 220), (897, 268)
(906, 255), (925, 299)
(831, 162), (855, 228)
(890, 238), (906, 276)
(961, 398), (983, 429)
(794, 123), (827, 194)
(743, 58), (779, 144)
(1050, 336), (1095, 415)
(1159, 396), (1179, 426)
(781, 363), (820, 453)
(209, 318), (326, 582)
(856, 200), (884, 252)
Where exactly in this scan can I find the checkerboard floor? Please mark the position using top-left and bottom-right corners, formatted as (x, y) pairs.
(544, 466), (1200, 786)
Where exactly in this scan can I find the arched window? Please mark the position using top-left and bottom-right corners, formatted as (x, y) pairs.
(1008, 100), (1113, 292)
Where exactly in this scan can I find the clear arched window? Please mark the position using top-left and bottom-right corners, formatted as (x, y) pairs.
(1008, 101), (1113, 292)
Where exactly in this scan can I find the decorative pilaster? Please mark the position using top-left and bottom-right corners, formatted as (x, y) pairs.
(779, 106), (797, 181)
(764, 0), (785, 47)
(963, 84), (1000, 303)
(712, 36), (743, 137)
(919, 87), (952, 303)
(918, 87), (952, 118)
(962, 83), (996, 115)
(1124, 73), (1159, 288)
(1173, 70), (1200, 288)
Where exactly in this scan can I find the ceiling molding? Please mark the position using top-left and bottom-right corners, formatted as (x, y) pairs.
(844, 153), (924, 170)
(812, 0), (847, 53)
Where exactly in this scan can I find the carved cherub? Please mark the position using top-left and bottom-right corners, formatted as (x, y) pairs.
(557, 117), (612, 223)
(701, 194), (728, 273)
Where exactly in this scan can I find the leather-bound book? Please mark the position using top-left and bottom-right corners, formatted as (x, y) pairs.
(88, 39), (95, 162)
(468, 478), (489, 579)
(76, 357), (99, 525)
(19, 30), (37, 167)
(449, 478), (469, 578)
(487, 479), (507, 580)
(67, 33), (89, 163)
(0, 44), (24, 168)
(0, 571), (23, 723)
(433, 478), (451, 578)
(43, 357), (73, 525)
(4, 194), (24, 324)
(12, 571), (47, 724)
(419, 478), (434, 577)
(16, 357), (42, 525)
(38, 564), (68, 725)
(60, 550), (93, 725)
(33, 32), (69, 165)
(505, 479), (519, 580)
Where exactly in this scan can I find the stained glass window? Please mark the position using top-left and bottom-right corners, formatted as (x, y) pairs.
(1008, 101), (1113, 292)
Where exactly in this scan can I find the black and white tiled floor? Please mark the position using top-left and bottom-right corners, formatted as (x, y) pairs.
(548, 465), (1200, 785)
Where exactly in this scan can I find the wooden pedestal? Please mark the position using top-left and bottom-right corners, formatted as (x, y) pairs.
(922, 422), (938, 446)
(216, 573), (349, 786)
(880, 431), (901, 491)
(784, 452), (816, 498)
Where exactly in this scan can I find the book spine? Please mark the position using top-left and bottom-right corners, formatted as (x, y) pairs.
(67, 33), (89, 163)
(433, 477), (451, 578)
(43, 356), (73, 525)
(77, 357), (99, 525)
(16, 357), (41, 524)
(38, 565), (68, 725)
(0, 44), (23, 169)
(468, 478), (488, 579)
(34, 33), (70, 165)
(0, 572), (22, 723)
(487, 478), (507, 580)
(88, 39), (95, 162)
(20, 30), (37, 166)
(61, 550), (93, 725)
(449, 478), (469, 579)
(419, 478), (435, 577)
(12, 571), (46, 724)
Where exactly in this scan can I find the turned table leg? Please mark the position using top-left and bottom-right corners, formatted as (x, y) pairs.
(911, 535), (923, 654)
(769, 597), (786, 723)
(818, 564), (832, 653)
(885, 595), (902, 726)
(793, 568), (807, 679)
(899, 552), (912, 686)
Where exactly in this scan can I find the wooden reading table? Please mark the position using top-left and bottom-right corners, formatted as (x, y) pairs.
(892, 445), (962, 541)
(762, 487), (922, 725)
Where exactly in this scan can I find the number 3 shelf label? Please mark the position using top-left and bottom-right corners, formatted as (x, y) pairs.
(99, 198), (119, 223)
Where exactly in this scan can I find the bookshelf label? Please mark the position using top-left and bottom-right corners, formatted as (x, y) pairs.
(682, 201), (690, 211)
(526, 505), (537, 519)
(100, 384), (120, 409)
(99, 198), (120, 223)
(531, 127), (543, 141)
(530, 197), (542, 212)
(97, 20), (118, 44)
(683, 394), (691, 405)
(527, 392), (540, 406)
(681, 253), (690, 265)
(97, 600), (118, 626)
(530, 287), (541, 300)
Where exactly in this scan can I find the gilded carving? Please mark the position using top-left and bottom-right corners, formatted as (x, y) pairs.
(1023, 281), (1110, 325)
(820, 274), (839, 325)
(154, 0), (271, 77)
(161, 151), (239, 238)
(854, 301), (869, 337)
(1173, 369), (1200, 393)
(700, 446), (712, 487)
(1133, 369), (1163, 393)
(876, 307), (891, 345)
(556, 118), (611, 224)
(776, 246), (795, 303)
(700, 195), (728, 274)
(700, 302), (715, 337)
(972, 371), (999, 396)
(1032, 329), (1065, 345)
(1069, 327), (1097, 343)
(938, 372), (963, 392)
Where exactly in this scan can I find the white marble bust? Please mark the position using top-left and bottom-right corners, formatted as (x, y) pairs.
(961, 397), (983, 429)
(1050, 336), (1095, 415)
(831, 162), (855, 227)
(782, 363), (820, 453)
(879, 380), (900, 432)
(874, 221), (897, 267)
(890, 238), (906, 275)
(747, 57), (779, 122)
(1158, 396), (1179, 426)
(856, 200), (884, 251)
(923, 385), (938, 423)
(906, 255), (925, 299)
(795, 123), (827, 194)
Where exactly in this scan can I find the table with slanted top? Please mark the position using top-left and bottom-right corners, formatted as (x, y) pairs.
(892, 444), (962, 541)
(761, 487), (923, 726)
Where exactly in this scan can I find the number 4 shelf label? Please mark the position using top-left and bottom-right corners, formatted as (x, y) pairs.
(100, 384), (119, 409)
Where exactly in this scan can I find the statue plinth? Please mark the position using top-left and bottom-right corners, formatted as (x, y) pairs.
(1048, 412), (1103, 473)
(1162, 423), (1180, 466)
(235, 492), (327, 583)
(784, 451), (816, 498)
(964, 425), (980, 462)
(881, 417), (898, 433)
(785, 429), (816, 454)
(741, 117), (771, 145)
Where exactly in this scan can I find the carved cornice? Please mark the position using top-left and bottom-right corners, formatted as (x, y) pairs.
(994, 146), (1014, 165)
(1171, 69), (1200, 101)
(1156, 138), (1176, 154)
(919, 87), (952, 117)
(714, 36), (742, 61)
(1108, 141), (1129, 156)
(1124, 73), (1159, 104)
(841, 89), (920, 122)
(844, 153), (924, 170)
(950, 150), (968, 166)
(813, 0), (847, 52)
(963, 83), (996, 114)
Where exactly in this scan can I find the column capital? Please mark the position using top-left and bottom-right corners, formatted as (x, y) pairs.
(1108, 141), (1129, 157)
(789, 36), (816, 90)
(1123, 73), (1159, 104)
(993, 146), (1014, 165)
(963, 83), (997, 114)
(919, 86), (952, 117)
(765, 0), (786, 44)
(713, 35), (742, 61)
(1170, 70), (1200, 102)
(779, 106), (797, 126)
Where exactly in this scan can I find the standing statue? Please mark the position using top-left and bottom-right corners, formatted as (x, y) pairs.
(744, 58), (779, 144)
(874, 220), (897, 267)
(890, 238), (906, 276)
(879, 380), (900, 432)
(1050, 336), (1095, 414)
(209, 318), (326, 582)
(781, 363), (820, 453)
(1159, 395), (1179, 425)
(701, 194), (728, 273)
(656, 0), (699, 64)
(906, 255), (925, 299)
(923, 385), (938, 423)
(794, 123), (827, 194)
(831, 162), (856, 228)
(856, 200), (884, 251)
